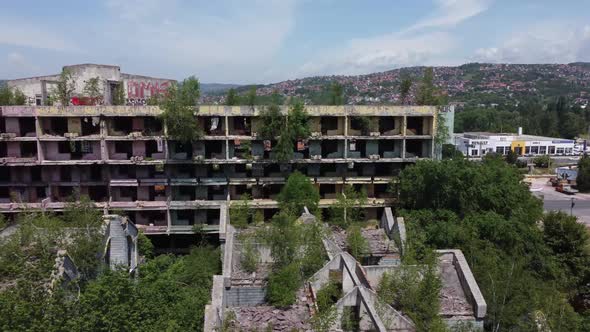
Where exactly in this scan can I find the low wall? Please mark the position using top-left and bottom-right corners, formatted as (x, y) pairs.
(224, 287), (267, 307)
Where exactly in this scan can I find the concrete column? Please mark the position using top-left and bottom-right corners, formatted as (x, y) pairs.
(402, 139), (406, 159)
(35, 117), (43, 163)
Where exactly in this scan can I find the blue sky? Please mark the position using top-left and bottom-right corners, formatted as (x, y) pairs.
(1, 0), (589, 83)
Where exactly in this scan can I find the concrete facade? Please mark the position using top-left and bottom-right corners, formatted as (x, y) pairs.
(7, 64), (174, 106)
(0, 104), (439, 235)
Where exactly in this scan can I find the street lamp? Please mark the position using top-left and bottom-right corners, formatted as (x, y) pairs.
(570, 197), (575, 216)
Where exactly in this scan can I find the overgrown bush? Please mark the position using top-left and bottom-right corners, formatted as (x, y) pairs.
(159, 76), (203, 143)
(378, 264), (445, 332)
(267, 262), (301, 307)
(315, 280), (342, 313)
(277, 171), (320, 216)
(230, 194), (252, 228)
(533, 155), (551, 168)
(240, 239), (259, 273)
(346, 225), (368, 260)
(329, 185), (367, 228)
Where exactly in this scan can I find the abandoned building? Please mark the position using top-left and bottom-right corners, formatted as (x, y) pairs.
(6, 64), (175, 106)
(204, 207), (487, 331)
(0, 103), (440, 243)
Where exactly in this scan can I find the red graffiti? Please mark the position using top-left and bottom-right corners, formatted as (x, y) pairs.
(127, 81), (170, 99)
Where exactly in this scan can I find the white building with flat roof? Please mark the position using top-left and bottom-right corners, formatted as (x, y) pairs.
(454, 128), (575, 157)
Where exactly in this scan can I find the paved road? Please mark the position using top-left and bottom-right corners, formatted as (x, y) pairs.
(544, 199), (590, 225)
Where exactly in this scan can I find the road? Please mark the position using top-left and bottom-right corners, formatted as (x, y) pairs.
(544, 199), (590, 226)
(530, 177), (590, 226)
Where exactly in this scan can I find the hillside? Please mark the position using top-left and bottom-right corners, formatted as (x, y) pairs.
(202, 63), (590, 106)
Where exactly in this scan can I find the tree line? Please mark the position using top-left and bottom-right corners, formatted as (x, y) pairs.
(455, 96), (589, 139)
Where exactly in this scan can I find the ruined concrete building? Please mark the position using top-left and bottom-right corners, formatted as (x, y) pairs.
(205, 208), (486, 331)
(7, 64), (174, 106)
(1, 64), (444, 249)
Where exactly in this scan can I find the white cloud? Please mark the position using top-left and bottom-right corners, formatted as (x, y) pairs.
(100, 0), (297, 82)
(0, 21), (80, 52)
(474, 23), (590, 63)
(403, 0), (491, 33)
(298, 32), (456, 76)
(296, 0), (489, 77)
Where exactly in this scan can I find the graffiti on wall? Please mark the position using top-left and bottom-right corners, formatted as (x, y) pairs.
(126, 80), (170, 106)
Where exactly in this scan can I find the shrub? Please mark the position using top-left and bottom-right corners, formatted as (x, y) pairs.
(346, 225), (368, 260)
(240, 239), (259, 273)
(533, 155), (551, 168)
(267, 263), (301, 307)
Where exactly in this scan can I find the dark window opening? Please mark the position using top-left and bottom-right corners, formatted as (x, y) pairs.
(36, 187), (47, 200)
(175, 165), (194, 178)
(115, 165), (136, 179)
(264, 163), (282, 177)
(88, 186), (108, 202)
(19, 118), (36, 137)
(175, 210), (195, 226)
(81, 117), (100, 136)
(320, 164), (341, 177)
(146, 140), (159, 157)
(119, 187), (137, 201)
(205, 141), (223, 159)
(177, 186), (196, 200)
(138, 210), (166, 226)
(379, 140), (398, 158)
(234, 164), (252, 177)
(232, 185), (249, 200)
(31, 166), (42, 182)
(321, 117), (338, 135)
(150, 185), (167, 200)
(111, 117), (132, 135)
(231, 117), (251, 135)
(21, 142), (37, 158)
(171, 142), (192, 160)
(0, 187), (9, 199)
(0, 167), (9, 182)
(203, 117), (224, 136)
(0, 143), (6, 157)
(57, 186), (75, 200)
(406, 117), (424, 135)
(49, 118), (68, 136)
(0, 118), (5, 133)
(319, 184), (337, 199)
(208, 186), (226, 200)
(375, 163), (401, 177)
(115, 141), (133, 159)
(348, 139), (366, 158)
(207, 209), (220, 225)
(90, 165), (102, 181)
(379, 117), (396, 133)
(60, 166), (72, 182)
(375, 184), (392, 198)
(144, 117), (163, 135)
(405, 140), (425, 158)
(321, 140), (341, 158)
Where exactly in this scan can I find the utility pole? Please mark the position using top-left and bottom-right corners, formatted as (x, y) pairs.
(570, 197), (575, 216)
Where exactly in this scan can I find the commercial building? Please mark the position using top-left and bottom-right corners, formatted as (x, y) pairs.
(454, 128), (575, 157)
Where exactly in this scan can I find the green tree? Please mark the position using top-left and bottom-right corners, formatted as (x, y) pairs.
(346, 225), (368, 260)
(230, 193), (252, 228)
(112, 83), (126, 105)
(416, 67), (443, 106)
(576, 155), (590, 192)
(52, 68), (75, 106)
(267, 262), (301, 307)
(330, 185), (367, 228)
(83, 77), (102, 104)
(0, 85), (14, 105)
(277, 171), (320, 216)
(159, 77), (202, 143)
(378, 264), (445, 332)
(225, 88), (239, 106)
(12, 88), (26, 105)
(246, 86), (257, 107)
(329, 82), (344, 105)
(259, 103), (284, 139)
(399, 77), (412, 105)
(506, 149), (518, 164)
